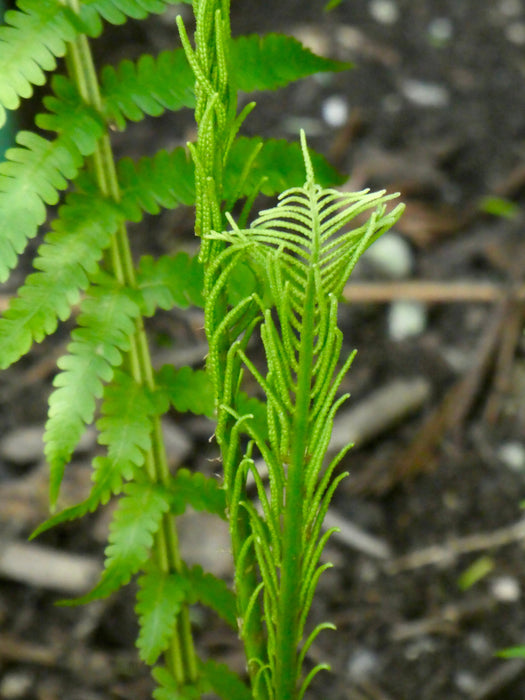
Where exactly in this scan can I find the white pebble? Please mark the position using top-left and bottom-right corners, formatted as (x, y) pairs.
(401, 79), (450, 108)
(0, 672), (33, 699)
(506, 21), (525, 44)
(346, 648), (380, 681)
(388, 301), (427, 341)
(497, 442), (525, 472)
(428, 17), (453, 43)
(454, 670), (479, 694)
(369, 0), (399, 24)
(363, 233), (413, 279)
(500, 0), (522, 18)
(321, 95), (349, 127)
(490, 576), (521, 603)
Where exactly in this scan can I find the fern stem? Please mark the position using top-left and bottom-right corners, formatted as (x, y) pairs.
(62, 1), (198, 686)
(274, 269), (317, 700)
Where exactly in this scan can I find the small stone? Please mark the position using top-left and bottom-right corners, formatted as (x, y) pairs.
(0, 425), (95, 465)
(401, 80), (449, 108)
(497, 442), (525, 472)
(454, 670), (478, 694)
(369, 0), (399, 24)
(506, 21), (525, 44)
(321, 95), (349, 127)
(0, 671), (33, 699)
(346, 648), (380, 681)
(388, 301), (427, 341)
(500, 0), (522, 18)
(162, 419), (192, 466)
(428, 17), (453, 44)
(490, 576), (521, 602)
(363, 233), (413, 279)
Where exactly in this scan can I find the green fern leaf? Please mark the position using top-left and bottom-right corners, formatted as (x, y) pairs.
(118, 148), (195, 220)
(0, 0), (83, 126)
(0, 89), (105, 283)
(92, 370), (159, 500)
(136, 253), (204, 315)
(66, 480), (171, 605)
(225, 136), (345, 199)
(156, 366), (214, 417)
(201, 660), (252, 700)
(136, 564), (188, 665)
(229, 33), (351, 93)
(168, 469), (226, 519)
(0, 191), (121, 369)
(45, 283), (141, 506)
(101, 49), (195, 130)
(152, 667), (203, 700)
(184, 565), (236, 629)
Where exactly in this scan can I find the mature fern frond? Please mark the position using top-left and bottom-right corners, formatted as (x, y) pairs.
(118, 148), (195, 220)
(184, 564), (237, 628)
(168, 469), (226, 519)
(67, 479), (171, 605)
(136, 564), (188, 665)
(92, 370), (160, 499)
(0, 191), (121, 369)
(101, 34), (348, 130)
(0, 78), (105, 282)
(0, 0), (82, 126)
(101, 49), (195, 130)
(136, 253), (204, 315)
(0, 0), (179, 127)
(229, 33), (350, 93)
(45, 282), (141, 505)
(200, 660), (252, 700)
(156, 365), (213, 416)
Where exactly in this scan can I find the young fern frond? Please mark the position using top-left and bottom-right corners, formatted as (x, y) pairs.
(207, 130), (404, 698)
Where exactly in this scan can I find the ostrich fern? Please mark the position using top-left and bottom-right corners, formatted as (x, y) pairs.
(0, 0), (403, 698)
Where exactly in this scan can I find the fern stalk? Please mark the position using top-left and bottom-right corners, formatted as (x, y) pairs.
(178, 0), (269, 689)
(62, 0), (198, 685)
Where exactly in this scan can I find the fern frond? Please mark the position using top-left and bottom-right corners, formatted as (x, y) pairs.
(200, 660), (252, 700)
(92, 370), (160, 499)
(184, 565), (237, 629)
(136, 564), (188, 665)
(229, 33), (351, 93)
(0, 81), (105, 282)
(101, 49), (195, 130)
(152, 667), (203, 700)
(168, 469), (226, 519)
(136, 253), (204, 315)
(156, 365), (213, 417)
(0, 0), (83, 126)
(101, 34), (348, 130)
(65, 480), (171, 605)
(0, 191), (121, 369)
(118, 148), (195, 220)
(45, 283), (141, 506)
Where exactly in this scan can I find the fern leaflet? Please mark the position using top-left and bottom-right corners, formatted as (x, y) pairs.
(0, 191), (121, 369)
(45, 282), (141, 506)
(136, 564), (188, 665)
(65, 480), (171, 605)
(156, 366), (214, 416)
(136, 253), (204, 315)
(168, 469), (226, 519)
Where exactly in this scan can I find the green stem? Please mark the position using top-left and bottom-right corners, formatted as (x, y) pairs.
(274, 270), (317, 700)
(63, 1), (198, 686)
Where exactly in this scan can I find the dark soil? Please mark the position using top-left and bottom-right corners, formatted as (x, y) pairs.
(2, 1), (525, 699)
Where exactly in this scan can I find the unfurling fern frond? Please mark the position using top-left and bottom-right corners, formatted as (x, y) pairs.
(206, 131), (404, 697)
(45, 283), (141, 506)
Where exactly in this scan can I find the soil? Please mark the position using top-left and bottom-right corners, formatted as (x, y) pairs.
(2, 1), (525, 699)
